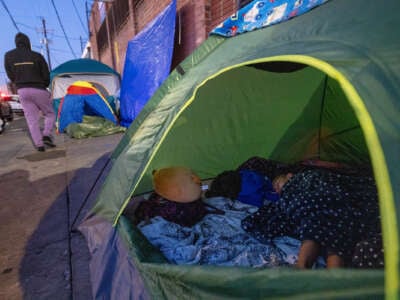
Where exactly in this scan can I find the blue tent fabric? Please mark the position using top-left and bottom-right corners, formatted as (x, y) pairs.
(57, 82), (118, 133)
(211, 0), (329, 37)
(58, 95), (116, 133)
(119, 0), (176, 127)
(50, 59), (121, 121)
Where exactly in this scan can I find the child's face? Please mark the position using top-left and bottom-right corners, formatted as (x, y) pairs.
(273, 173), (292, 194)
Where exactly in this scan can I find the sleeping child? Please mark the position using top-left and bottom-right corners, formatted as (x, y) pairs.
(241, 168), (383, 269)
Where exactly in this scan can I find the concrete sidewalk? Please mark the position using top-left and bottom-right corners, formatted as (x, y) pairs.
(0, 115), (123, 299)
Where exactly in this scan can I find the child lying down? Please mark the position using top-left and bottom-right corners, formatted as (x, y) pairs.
(207, 157), (384, 269)
(132, 160), (383, 269)
(241, 168), (383, 269)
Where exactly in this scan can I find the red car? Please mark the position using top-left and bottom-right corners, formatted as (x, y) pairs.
(0, 92), (14, 134)
(1, 92), (23, 114)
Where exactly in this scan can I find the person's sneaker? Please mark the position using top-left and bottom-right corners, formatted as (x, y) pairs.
(37, 146), (45, 152)
(43, 136), (56, 148)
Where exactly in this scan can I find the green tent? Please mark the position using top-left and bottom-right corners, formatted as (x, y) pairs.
(80, 0), (400, 298)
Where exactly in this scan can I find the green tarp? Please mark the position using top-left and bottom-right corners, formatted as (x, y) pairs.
(65, 115), (125, 139)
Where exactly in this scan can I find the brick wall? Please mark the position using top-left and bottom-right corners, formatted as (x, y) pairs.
(208, 0), (238, 33)
(89, 0), (237, 74)
(110, 18), (135, 75)
(88, 4), (100, 61)
(172, 0), (207, 69)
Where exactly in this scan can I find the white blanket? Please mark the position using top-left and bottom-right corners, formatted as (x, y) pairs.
(138, 197), (326, 267)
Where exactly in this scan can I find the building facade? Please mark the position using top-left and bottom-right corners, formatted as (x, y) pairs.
(88, 0), (251, 74)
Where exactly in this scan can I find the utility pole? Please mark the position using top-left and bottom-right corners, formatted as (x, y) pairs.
(41, 18), (52, 70)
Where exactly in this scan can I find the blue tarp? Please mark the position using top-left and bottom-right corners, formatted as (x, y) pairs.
(119, 0), (176, 127)
(211, 0), (329, 37)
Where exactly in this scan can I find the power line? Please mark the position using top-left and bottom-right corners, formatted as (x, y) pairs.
(50, 0), (77, 58)
(51, 54), (61, 66)
(52, 33), (83, 41)
(0, 0), (20, 31)
(17, 22), (36, 30)
(32, 44), (81, 55)
(51, 47), (79, 54)
(71, 0), (87, 35)
(18, 21), (83, 41)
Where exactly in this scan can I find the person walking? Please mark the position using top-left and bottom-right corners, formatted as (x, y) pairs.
(4, 32), (56, 152)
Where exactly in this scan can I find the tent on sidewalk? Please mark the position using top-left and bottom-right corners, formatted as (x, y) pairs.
(50, 58), (121, 115)
(56, 81), (119, 133)
(80, 0), (400, 298)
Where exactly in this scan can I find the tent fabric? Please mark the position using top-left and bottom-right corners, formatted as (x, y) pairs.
(80, 0), (400, 298)
(211, 0), (329, 37)
(65, 115), (125, 139)
(79, 215), (152, 300)
(119, 0), (176, 127)
(50, 58), (120, 100)
(57, 81), (118, 133)
(50, 58), (120, 82)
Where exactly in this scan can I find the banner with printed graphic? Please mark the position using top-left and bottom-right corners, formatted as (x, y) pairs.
(211, 0), (329, 37)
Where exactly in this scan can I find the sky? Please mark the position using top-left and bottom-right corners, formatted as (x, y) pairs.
(0, 0), (92, 90)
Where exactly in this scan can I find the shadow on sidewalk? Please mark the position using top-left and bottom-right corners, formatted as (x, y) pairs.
(17, 149), (67, 162)
(1, 153), (112, 299)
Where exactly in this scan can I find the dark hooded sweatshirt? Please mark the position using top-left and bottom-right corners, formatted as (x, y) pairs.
(4, 32), (50, 90)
